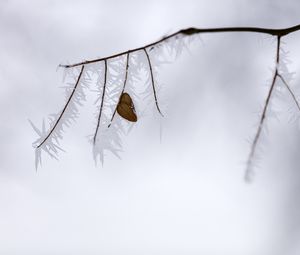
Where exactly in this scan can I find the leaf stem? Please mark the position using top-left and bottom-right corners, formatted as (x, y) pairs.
(108, 52), (130, 128)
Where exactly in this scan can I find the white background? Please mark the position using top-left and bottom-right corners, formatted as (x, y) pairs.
(1, 0), (300, 254)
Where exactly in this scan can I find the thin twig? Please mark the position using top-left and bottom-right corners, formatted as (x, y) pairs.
(37, 65), (85, 148)
(277, 73), (300, 112)
(108, 52), (130, 128)
(143, 48), (164, 117)
(59, 24), (300, 68)
(245, 36), (281, 181)
(93, 60), (108, 144)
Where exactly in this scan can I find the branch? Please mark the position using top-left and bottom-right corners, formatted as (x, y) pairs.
(108, 52), (130, 128)
(36, 24), (300, 169)
(277, 73), (300, 112)
(59, 24), (300, 68)
(93, 59), (108, 144)
(245, 36), (281, 181)
(143, 48), (164, 117)
(37, 65), (85, 148)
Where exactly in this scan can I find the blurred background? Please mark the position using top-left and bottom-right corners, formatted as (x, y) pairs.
(1, 0), (300, 254)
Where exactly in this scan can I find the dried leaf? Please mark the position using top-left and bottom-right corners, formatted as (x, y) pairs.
(117, 93), (137, 122)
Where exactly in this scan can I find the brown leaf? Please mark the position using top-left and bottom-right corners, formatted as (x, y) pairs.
(117, 93), (137, 122)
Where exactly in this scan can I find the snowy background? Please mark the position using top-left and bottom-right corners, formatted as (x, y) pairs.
(1, 0), (300, 254)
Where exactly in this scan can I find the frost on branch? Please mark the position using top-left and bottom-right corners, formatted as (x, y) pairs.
(277, 47), (300, 123)
(30, 66), (90, 169)
(31, 33), (193, 167)
(91, 35), (195, 164)
(30, 24), (300, 179)
(245, 38), (300, 181)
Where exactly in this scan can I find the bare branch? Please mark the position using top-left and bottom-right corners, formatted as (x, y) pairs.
(93, 60), (108, 144)
(108, 52), (130, 128)
(37, 65), (85, 148)
(143, 48), (164, 117)
(277, 73), (300, 112)
(59, 24), (300, 68)
(245, 36), (281, 181)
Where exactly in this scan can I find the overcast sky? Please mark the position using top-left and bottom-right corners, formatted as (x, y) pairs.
(1, 1), (300, 254)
